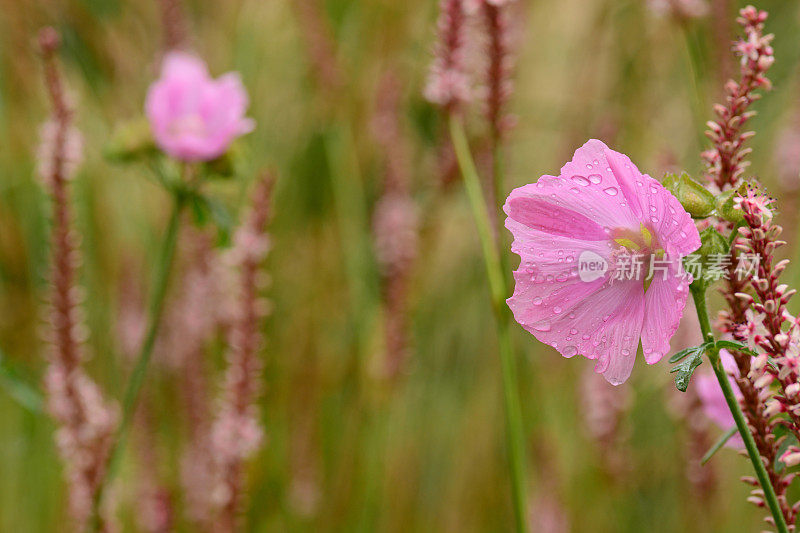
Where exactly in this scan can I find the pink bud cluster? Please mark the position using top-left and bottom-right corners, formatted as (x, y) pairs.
(647, 0), (709, 20)
(732, 189), (800, 524)
(481, 0), (516, 142)
(38, 27), (118, 530)
(210, 174), (273, 532)
(424, 0), (471, 110)
(702, 6), (774, 191)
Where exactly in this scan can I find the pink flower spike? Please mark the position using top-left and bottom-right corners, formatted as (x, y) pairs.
(504, 139), (701, 385)
(145, 52), (255, 162)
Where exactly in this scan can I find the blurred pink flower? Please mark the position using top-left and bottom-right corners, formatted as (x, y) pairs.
(504, 140), (701, 384)
(694, 350), (744, 448)
(145, 52), (254, 161)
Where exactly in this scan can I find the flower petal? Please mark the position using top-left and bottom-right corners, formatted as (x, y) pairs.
(557, 139), (642, 231)
(513, 278), (644, 385)
(641, 261), (692, 364)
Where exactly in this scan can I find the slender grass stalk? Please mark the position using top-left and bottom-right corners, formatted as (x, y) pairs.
(0, 348), (44, 413)
(680, 25), (709, 153)
(88, 191), (185, 531)
(690, 284), (788, 533)
(449, 114), (528, 533)
(491, 145), (513, 292)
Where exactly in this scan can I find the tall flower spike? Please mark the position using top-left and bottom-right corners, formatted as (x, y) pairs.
(158, 0), (188, 51)
(734, 188), (800, 525)
(372, 74), (419, 378)
(211, 173), (274, 532)
(482, 0), (515, 143)
(702, 5), (773, 191)
(505, 140), (700, 384)
(425, 0), (470, 111)
(697, 11), (792, 525)
(37, 27), (118, 531)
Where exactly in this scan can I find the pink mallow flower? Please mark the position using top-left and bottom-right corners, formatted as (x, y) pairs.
(694, 350), (744, 448)
(145, 52), (254, 162)
(504, 140), (701, 384)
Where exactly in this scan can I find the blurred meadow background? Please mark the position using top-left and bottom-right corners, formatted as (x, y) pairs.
(2, 0), (800, 531)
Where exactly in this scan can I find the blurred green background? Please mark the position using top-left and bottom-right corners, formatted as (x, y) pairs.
(2, 0), (800, 531)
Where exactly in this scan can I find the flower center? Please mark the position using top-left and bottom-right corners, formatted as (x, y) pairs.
(168, 113), (207, 138)
(609, 223), (665, 290)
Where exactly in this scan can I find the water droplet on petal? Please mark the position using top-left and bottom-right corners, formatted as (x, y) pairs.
(570, 328), (578, 335)
(532, 321), (551, 332)
(553, 306), (562, 314)
(588, 174), (602, 184)
(571, 175), (590, 186)
(603, 187), (618, 196)
(532, 297), (543, 305)
(563, 345), (578, 357)
(621, 348), (630, 356)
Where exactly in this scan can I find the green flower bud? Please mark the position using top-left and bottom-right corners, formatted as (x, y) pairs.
(662, 172), (715, 218)
(103, 117), (156, 162)
(696, 226), (728, 258)
(714, 189), (745, 224)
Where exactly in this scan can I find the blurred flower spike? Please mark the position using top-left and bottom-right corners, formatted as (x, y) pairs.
(504, 140), (701, 385)
(145, 52), (254, 162)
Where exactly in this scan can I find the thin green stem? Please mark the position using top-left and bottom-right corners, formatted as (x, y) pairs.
(88, 192), (185, 531)
(491, 143), (513, 292)
(690, 285), (788, 533)
(450, 114), (528, 533)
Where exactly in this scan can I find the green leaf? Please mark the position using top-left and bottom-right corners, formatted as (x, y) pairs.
(0, 349), (44, 414)
(701, 427), (738, 465)
(671, 351), (704, 392)
(715, 340), (758, 356)
(668, 341), (712, 363)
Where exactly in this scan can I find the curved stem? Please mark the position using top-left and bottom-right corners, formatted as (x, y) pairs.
(450, 114), (528, 533)
(690, 285), (788, 533)
(88, 192), (185, 531)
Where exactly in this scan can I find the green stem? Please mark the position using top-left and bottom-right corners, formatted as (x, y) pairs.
(450, 114), (528, 533)
(690, 284), (788, 533)
(88, 192), (185, 531)
(491, 143), (513, 292)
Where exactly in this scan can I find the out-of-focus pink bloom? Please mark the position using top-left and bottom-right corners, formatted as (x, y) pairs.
(647, 0), (709, 19)
(145, 52), (254, 162)
(694, 350), (744, 448)
(504, 140), (701, 384)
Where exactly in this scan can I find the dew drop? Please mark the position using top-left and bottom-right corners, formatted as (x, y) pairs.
(582, 334), (591, 340)
(569, 187), (581, 194)
(532, 321), (551, 332)
(571, 175), (590, 186)
(570, 328), (578, 335)
(603, 187), (619, 196)
(563, 345), (578, 357)
(588, 174), (602, 184)
(650, 205), (657, 212)
(532, 297), (543, 306)
(553, 306), (563, 314)
(621, 348), (630, 356)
